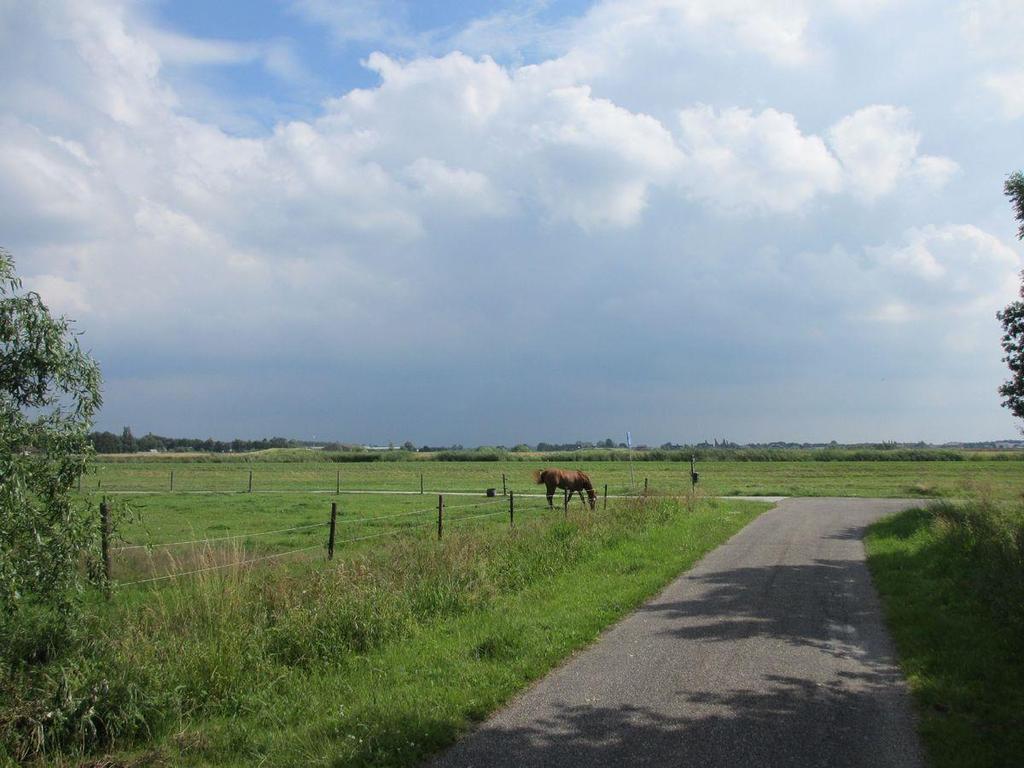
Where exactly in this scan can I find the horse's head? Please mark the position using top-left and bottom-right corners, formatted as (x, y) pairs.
(586, 487), (597, 510)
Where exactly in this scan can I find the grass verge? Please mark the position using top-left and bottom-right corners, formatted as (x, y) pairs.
(1, 496), (765, 766)
(865, 499), (1024, 768)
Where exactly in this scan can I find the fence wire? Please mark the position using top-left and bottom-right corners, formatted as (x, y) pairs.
(111, 485), (632, 587)
(113, 521), (328, 552)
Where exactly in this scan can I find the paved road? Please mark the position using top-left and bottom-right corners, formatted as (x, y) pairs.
(430, 498), (925, 768)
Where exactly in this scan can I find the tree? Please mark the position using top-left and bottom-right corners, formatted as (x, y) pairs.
(0, 248), (102, 624)
(997, 172), (1024, 422)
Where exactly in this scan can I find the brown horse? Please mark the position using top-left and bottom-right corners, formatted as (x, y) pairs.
(534, 468), (597, 510)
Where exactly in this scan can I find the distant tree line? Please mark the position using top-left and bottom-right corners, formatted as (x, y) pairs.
(88, 427), (295, 454)
(88, 428), (1024, 456)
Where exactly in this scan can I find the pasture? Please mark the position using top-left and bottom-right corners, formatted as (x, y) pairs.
(86, 454), (1024, 499)
(83, 455), (1023, 585)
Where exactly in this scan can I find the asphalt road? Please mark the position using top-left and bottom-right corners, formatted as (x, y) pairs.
(429, 497), (926, 768)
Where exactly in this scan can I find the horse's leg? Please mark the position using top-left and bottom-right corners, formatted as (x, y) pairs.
(546, 482), (555, 509)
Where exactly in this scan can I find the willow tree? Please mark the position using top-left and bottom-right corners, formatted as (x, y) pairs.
(0, 248), (102, 632)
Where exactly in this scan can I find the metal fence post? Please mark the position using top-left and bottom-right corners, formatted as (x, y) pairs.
(336, 470), (341, 495)
(604, 483), (608, 510)
(509, 491), (515, 528)
(248, 469), (253, 493)
(328, 502), (338, 560)
(502, 473), (507, 496)
(563, 488), (568, 516)
(170, 470), (174, 492)
(437, 494), (444, 540)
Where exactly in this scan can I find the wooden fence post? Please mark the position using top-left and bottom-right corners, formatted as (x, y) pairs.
(502, 473), (507, 496)
(509, 491), (515, 528)
(437, 494), (444, 540)
(100, 500), (111, 591)
(336, 470), (341, 495)
(420, 473), (424, 495)
(248, 469), (253, 493)
(328, 502), (338, 560)
(604, 483), (608, 510)
(170, 470), (174, 492)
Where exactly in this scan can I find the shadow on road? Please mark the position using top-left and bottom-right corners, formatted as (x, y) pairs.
(432, 670), (914, 767)
(431, 549), (919, 768)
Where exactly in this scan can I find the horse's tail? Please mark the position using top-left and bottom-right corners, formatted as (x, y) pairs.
(533, 469), (546, 484)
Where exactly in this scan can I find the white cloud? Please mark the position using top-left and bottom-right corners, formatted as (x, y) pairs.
(676, 105), (842, 214)
(827, 106), (958, 201)
(862, 224), (1021, 338)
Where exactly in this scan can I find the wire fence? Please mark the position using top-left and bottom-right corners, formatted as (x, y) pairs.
(105, 491), (604, 590)
(76, 466), (690, 499)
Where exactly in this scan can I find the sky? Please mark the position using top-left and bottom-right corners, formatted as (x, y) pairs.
(1, 0), (1022, 446)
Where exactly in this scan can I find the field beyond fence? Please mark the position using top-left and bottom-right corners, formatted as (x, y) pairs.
(81, 454), (1024, 587)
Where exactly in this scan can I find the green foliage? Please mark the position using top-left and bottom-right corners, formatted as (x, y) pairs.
(1007, 171), (1024, 241)
(0, 248), (102, 628)
(998, 171), (1024, 422)
(866, 500), (1024, 767)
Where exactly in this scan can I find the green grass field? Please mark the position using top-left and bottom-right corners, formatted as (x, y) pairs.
(83, 456), (1023, 585)
(2, 496), (767, 766)
(85, 456), (1024, 499)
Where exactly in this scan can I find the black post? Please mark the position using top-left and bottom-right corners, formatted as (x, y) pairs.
(563, 488), (568, 515)
(420, 473), (424, 495)
(644, 477), (648, 493)
(690, 455), (697, 492)
(248, 469), (253, 493)
(100, 500), (111, 590)
(502, 473), (507, 496)
(336, 470), (341, 495)
(604, 483), (608, 510)
(509, 491), (515, 528)
(328, 502), (338, 560)
(437, 494), (444, 540)
(170, 469), (174, 492)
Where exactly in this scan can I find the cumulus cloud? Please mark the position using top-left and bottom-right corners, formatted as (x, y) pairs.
(827, 106), (958, 201)
(675, 105), (842, 213)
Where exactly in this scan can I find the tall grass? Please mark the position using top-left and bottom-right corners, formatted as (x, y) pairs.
(1, 495), (747, 764)
(866, 496), (1024, 768)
